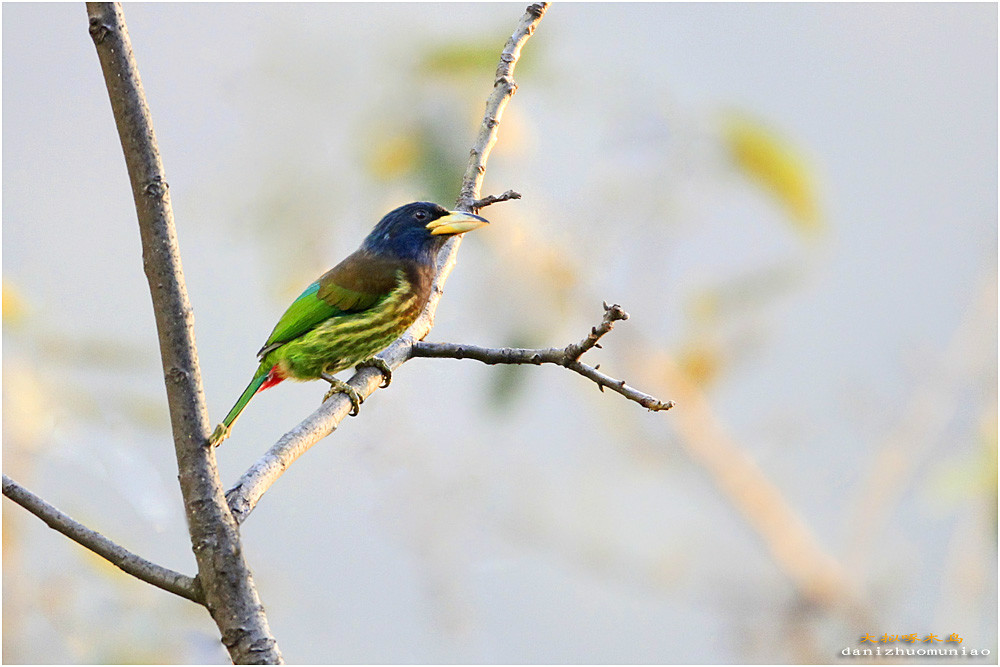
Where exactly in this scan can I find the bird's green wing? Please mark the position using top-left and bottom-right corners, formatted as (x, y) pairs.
(257, 250), (402, 358)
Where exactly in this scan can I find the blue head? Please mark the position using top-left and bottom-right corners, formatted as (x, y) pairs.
(361, 202), (489, 264)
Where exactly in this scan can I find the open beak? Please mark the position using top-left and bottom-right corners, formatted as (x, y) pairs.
(426, 210), (490, 236)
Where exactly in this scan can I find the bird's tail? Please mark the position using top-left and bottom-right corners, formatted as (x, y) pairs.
(209, 368), (270, 446)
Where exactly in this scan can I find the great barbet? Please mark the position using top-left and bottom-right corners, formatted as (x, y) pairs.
(209, 202), (489, 445)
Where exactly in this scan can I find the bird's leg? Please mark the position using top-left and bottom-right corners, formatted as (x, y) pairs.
(208, 423), (231, 447)
(355, 357), (393, 388)
(319, 372), (362, 416)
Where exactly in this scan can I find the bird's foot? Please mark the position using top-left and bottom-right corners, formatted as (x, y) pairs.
(208, 423), (230, 447)
(320, 373), (362, 416)
(356, 357), (393, 388)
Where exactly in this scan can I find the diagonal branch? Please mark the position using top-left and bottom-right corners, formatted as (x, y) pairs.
(411, 303), (675, 412)
(85, 3), (281, 663)
(225, 2), (550, 526)
(3, 474), (203, 603)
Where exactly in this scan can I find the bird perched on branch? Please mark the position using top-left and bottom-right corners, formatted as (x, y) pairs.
(209, 202), (489, 446)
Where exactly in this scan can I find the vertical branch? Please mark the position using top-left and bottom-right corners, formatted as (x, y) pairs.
(456, 1), (548, 210)
(423, 0), (548, 328)
(225, 2), (550, 524)
(85, 3), (282, 663)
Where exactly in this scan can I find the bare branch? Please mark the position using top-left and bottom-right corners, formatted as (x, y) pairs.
(457, 2), (548, 211)
(3, 474), (202, 603)
(86, 3), (281, 662)
(410, 303), (676, 412)
(472, 189), (522, 210)
(226, 3), (550, 525)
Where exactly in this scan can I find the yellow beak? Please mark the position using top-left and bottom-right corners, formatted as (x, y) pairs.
(426, 210), (490, 235)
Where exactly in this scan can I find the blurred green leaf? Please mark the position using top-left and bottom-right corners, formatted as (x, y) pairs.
(421, 42), (502, 78)
(685, 262), (804, 326)
(486, 332), (543, 411)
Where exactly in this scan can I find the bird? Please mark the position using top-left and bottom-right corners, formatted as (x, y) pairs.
(209, 202), (489, 446)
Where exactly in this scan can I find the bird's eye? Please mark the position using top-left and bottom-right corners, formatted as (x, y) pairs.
(414, 210), (428, 221)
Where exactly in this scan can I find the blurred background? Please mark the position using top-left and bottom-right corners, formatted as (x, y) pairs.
(3, 3), (996, 664)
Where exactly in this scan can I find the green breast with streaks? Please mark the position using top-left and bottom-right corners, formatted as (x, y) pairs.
(268, 276), (423, 380)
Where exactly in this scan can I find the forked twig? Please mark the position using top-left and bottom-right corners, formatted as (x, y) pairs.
(411, 303), (675, 412)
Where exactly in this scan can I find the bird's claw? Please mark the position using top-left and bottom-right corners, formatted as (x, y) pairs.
(208, 423), (230, 447)
(320, 374), (363, 416)
(356, 357), (392, 388)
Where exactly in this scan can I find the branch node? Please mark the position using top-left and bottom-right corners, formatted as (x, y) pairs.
(88, 17), (110, 43)
(165, 366), (188, 384)
(603, 302), (628, 322)
(143, 177), (169, 199)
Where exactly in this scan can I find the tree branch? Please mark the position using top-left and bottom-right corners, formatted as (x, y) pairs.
(411, 303), (676, 412)
(2, 474), (203, 603)
(473, 189), (522, 210)
(225, 2), (550, 525)
(85, 3), (282, 663)
(456, 3), (548, 210)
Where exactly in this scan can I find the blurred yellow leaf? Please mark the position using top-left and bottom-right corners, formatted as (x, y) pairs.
(3, 362), (51, 448)
(497, 218), (579, 297)
(121, 393), (171, 431)
(79, 544), (129, 581)
(930, 413), (998, 505)
(686, 289), (721, 326)
(2, 280), (28, 326)
(723, 113), (823, 235)
(366, 130), (421, 180)
(676, 341), (723, 387)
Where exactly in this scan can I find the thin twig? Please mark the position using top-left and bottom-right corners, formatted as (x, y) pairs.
(85, 3), (282, 663)
(410, 303), (675, 412)
(472, 189), (522, 210)
(3, 474), (203, 603)
(226, 2), (549, 525)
